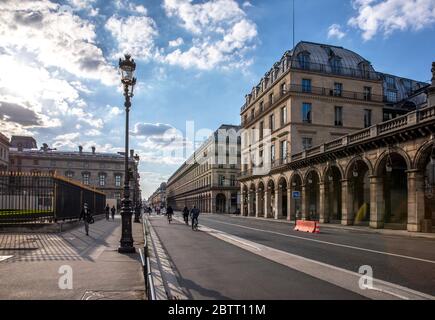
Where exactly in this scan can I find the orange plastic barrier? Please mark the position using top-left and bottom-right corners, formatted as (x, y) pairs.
(294, 220), (320, 234)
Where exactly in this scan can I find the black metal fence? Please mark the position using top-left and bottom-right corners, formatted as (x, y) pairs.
(0, 172), (106, 224)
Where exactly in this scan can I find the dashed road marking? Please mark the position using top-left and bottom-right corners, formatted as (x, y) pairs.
(0, 255), (13, 262)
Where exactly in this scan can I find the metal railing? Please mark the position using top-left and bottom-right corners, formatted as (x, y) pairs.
(140, 214), (156, 300)
(0, 171), (106, 224)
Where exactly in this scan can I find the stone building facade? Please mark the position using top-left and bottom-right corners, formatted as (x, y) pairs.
(166, 124), (241, 214)
(0, 133), (10, 171)
(239, 57), (435, 233)
(8, 141), (141, 208)
(148, 182), (167, 209)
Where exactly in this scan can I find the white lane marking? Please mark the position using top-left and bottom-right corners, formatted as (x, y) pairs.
(198, 224), (435, 300)
(0, 255), (13, 262)
(201, 217), (435, 265)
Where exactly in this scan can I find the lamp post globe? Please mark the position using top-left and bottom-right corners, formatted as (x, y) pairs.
(118, 53), (137, 254)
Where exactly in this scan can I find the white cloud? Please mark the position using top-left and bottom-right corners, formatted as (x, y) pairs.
(0, 0), (117, 86)
(105, 15), (158, 60)
(328, 24), (346, 39)
(169, 37), (185, 47)
(348, 0), (435, 40)
(162, 0), (257, 70)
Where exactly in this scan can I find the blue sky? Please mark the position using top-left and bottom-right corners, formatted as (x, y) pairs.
(0, 0), (434, 198)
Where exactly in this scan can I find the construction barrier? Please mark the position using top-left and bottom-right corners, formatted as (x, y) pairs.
(294, 220), (320, 234)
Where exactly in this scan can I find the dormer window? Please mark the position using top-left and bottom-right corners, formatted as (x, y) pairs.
(298, 52), (310, 70)
(330, 56), (342, 74)
(359, 61), (370, 79)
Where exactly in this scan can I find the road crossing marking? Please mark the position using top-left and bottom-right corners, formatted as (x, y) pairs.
(201, 217), (435, 265)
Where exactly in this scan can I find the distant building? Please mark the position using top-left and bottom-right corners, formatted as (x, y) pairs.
(166, 124), (241, 214)
(0, 133), (10, 171)
(9, 142), (141, 208)
(148, 182), (167, 209)
(10, 136), (37, 150)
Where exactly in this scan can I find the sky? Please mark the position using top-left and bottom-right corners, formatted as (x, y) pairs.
(0, 0), (434, 198)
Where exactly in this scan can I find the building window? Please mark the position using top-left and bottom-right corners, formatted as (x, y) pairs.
(33, 159), (39, 166)
(259, 101), (264, 112)
(302, 79), (312, 93)
(269, 114), (275, 131)
(83, 173), (90, 185)
(271, 144), (276, 162)
(66, 171), (74, 179)
(50, 160), (56, 166)
(115, 175), (122, 187)
(302, 103), (312, 123)
(331, 57), (342, 74)
(302, 137), (313, 150)
(269, 93), (274, 106)
(280, 140), (288, 160)
(83, 162), (89, 168)
(280, 82), (286, 96)
(259, 121), (264, 140)
(364, 109), (372, 128)
(230, 175), (236, 187)
(364, 87), (372, 101)
(281, 106), (287, 126)
(335, 106), (343, 126)
(218, 175), (225, 186)
(386, 76), (395, 89)
(298, 52), (310, 69)
(334, 83), (343, 97)
(386, 90), (397, 102)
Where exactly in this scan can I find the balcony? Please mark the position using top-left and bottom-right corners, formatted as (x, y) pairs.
(291, 61), (381, 81)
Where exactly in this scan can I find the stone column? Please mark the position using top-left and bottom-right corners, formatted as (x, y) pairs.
(274, 188), (281, 220)
(287, 188), (292, 221)
(369, 176), (384, 229)
(407, 170), (425, 232)
(319, 182), (327, 223)
(264, 189), (271, 218)
(247, 192), (252, 217)
(341, 180), (353, 225)
(255, 191), (260, 218)
(301, 185), (307, 220)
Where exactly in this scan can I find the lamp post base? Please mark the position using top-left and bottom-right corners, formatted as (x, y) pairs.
(118, 197), (136, 254)
(118, 246), (136, 254)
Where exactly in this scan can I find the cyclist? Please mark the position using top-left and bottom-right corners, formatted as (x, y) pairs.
(190, 206), (200, 231)
(167, 205), (174, 223)
(182, 206), (189, 225)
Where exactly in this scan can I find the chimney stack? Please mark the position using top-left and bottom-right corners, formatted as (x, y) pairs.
(428, 62), (435, 108)
(91, 146), (96, 154)
(79, 146), (83, 154)
(130, 149), (134, 158)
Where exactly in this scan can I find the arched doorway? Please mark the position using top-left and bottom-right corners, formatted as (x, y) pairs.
(325, 165), (342, 223)
(305, 170), (320, 221)
(416, 143), (435, 230)
(278, 177), (288, 219)
(348, 159), (370, 226)
(377, 151), (409, 228)
(216, 194), (227, 213)
(290, 173), (303, 221)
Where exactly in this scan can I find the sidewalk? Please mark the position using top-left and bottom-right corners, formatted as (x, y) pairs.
(216, 213), (435, 239)
(0, 216), (145, 300)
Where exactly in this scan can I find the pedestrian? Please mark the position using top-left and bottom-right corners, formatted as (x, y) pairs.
(111, 205), (116, 220)
(105, 204), (110, 221)
(182, 206), (189, 225)
(80, 203), (91, 236)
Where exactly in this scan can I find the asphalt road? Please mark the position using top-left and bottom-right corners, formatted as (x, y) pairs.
(190, 214), (435, 296)
(149, 215), (366, 300)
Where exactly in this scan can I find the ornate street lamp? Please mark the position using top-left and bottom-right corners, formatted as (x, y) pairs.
(118, 54), (137, 254)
